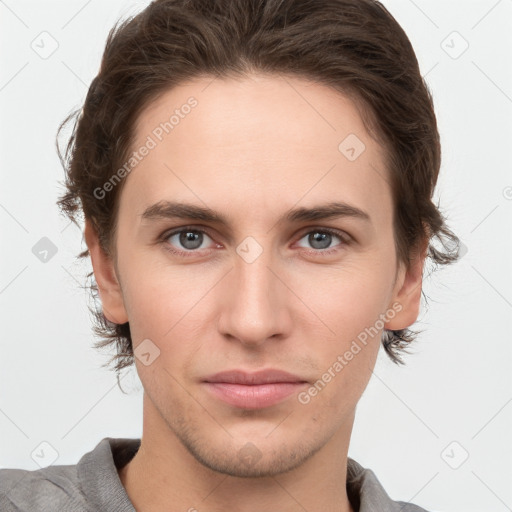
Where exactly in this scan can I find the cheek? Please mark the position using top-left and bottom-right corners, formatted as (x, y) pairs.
(288, 264), (390, 395)
(296, 280), (382, 418)
(293, 261), (394, 344)
(124, 267), (209, 342)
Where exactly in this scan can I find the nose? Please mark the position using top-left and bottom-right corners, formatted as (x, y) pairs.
(216, 243), (293, 347)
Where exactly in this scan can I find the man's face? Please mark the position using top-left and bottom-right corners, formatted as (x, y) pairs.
(91, 73), (419, 477)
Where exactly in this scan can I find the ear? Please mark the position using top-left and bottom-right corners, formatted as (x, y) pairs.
(84, 218), (129, 325)
(384, 242), (427, 331)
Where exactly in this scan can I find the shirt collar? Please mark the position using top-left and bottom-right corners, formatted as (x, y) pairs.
(77, 437), (421, 512)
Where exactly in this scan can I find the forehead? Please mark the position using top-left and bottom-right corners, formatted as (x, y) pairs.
(120, 73), (392, 225)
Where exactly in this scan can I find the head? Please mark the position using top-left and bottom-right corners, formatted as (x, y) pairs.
(57, 0), (459, 476)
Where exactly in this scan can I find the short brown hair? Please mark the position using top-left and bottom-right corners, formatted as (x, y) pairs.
(56, 0), (460, 375)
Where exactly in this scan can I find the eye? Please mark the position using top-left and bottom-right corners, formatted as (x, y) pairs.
(295, 228), (348, 255)
(160, 226), (349, 259)
(163, 227), (217, 257)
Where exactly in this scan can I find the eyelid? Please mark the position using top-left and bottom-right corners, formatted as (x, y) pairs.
(295, 225), (351, 243)
(160, 224), (215, 238)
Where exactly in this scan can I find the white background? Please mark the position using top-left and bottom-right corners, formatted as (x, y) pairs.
(1, 1), (511, 511)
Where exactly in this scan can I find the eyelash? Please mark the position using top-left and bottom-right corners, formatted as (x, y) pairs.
(159, 225), (350, 259)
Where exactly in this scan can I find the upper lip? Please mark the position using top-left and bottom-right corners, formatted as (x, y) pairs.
(203, 369), (307, 385)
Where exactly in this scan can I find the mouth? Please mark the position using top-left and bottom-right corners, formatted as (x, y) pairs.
(202, 369), (309, 409)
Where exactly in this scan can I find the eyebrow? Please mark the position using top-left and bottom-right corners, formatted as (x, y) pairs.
(140, 200), (371, 227)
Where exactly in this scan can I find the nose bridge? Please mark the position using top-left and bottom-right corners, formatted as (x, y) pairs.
(218, 236), (290, 345)
(236, 245), (274, 305)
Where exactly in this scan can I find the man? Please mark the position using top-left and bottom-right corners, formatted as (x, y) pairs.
(0, 0), (459, 510)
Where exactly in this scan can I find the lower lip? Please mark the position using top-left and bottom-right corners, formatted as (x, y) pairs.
(203, 382), (307, 409)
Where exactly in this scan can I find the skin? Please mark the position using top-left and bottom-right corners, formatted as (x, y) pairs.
(84, 73), (425, 512)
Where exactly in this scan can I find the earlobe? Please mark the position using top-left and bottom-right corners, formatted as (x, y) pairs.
(84, 219), (129, 325)
(384, 247), (426, 331)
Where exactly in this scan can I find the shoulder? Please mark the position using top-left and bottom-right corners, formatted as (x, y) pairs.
(0, 464), (89, 512)
(0, 437), (139, 512)
(347, 457), (431, 512)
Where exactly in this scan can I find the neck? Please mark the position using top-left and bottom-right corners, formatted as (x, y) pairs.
(119, 395), (356, 512)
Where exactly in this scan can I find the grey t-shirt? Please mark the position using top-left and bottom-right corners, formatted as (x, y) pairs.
(0, 437), (429, 511)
